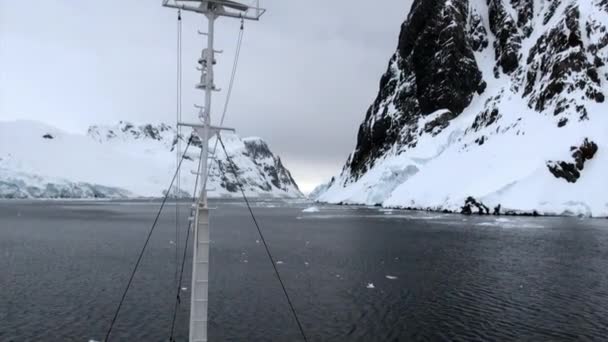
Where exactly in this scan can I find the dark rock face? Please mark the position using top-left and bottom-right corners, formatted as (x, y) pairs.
(88, 122), (174, 143)
(525, 5), (604, 120)
(243, 139), (300, 193)
(470, 96), (502, 132)
(243, 139), (273, 160)
(461, 196), (490, 215)
(547, 161), (580, 183)
(488, 0), (523, 75)
(142, 124), (163, 140)
(573, 139), (599, 169)
(323, 0), (607, 208)
(189, 134), (203, 148)
(511, 0), (535, 36)
(345, 0), (484, 181)
(212, 137), (301, 195)
(547, 138), (598, 183)
(216, 160), (241, 193)
(493, 204), (502, 215)
(469, 10), (489, 52)
(424, 110), (456, 136)
(403, 0), (485, 114)
(267, 157), (299, 191)
(543, 0), (562, 25)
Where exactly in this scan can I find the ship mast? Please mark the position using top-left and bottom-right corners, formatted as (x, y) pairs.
(161, 1), (265, 341)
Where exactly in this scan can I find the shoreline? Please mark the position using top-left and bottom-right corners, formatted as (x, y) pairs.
(315, 200), (608, 220)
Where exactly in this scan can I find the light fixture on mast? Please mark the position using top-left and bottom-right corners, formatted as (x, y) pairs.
(162, 1), (264, 341)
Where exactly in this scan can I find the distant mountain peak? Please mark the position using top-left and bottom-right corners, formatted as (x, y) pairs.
(87, 121), (176, 144)
(0, 120), (302, 199)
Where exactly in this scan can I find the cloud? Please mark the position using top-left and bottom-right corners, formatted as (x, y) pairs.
(0, 0), (412, 191)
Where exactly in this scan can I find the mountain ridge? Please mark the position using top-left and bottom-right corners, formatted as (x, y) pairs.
(316, 0), (608, 217)
(0, 120), (302, 199)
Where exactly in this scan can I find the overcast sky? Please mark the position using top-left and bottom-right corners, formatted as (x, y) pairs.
(0, 0), (411, 193)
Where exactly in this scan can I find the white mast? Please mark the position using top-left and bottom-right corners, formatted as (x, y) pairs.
(162, 1), (265, 341)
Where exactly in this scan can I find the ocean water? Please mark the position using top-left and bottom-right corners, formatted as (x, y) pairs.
(2, 200), (608, 341)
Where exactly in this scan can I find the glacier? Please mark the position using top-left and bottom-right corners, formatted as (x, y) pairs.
(0, 120), (302, 199)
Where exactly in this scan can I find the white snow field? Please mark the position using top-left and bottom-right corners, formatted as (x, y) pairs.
(0, 120), (302, 199)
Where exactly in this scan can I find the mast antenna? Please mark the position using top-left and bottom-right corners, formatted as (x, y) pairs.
(162, 1), (265, 341)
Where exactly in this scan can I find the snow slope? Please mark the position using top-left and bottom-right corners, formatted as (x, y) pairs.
(0, 120), (302, 199)
(316, 0), (608, 217)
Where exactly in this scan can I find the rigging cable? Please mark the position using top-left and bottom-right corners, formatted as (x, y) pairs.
(175, 8), (183, 287)
(103, 138), (193, 342)
(218, 18), (245, 128)
(217, 135), (309, 342)
(207, 18), (245, 180)
(168, 147), (204, 342)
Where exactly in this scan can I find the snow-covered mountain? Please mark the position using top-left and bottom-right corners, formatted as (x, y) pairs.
(316, 0), (608, 217)
(0, 120), (302, 199)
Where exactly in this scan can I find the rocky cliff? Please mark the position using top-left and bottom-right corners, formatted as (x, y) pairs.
(316, 0), (608, 217)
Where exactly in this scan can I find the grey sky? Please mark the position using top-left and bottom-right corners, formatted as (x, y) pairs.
(0, 0), (411, 193)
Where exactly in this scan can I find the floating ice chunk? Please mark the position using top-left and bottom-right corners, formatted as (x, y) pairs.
(476, 221), (545, 228)
(169, 240), (175, 245)
(304, 261), (309, 266)
(276, 260), (284, 264)
(302, 206), (320, 213)
(243, 259), (248, 263)
(181, 287), (188, 291)
(256, 239), (260, 244)
(385, 275), (398, 280)
(366, 283), (375, 289)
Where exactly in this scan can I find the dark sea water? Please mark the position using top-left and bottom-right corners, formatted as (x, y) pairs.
(2, 199), (608, 341)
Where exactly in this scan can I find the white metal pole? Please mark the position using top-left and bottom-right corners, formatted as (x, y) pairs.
(199, 12), (215, 205)
(161, 2), (264, 340)
(190, 205), (210, 342)
(190, 9), (216, 342)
